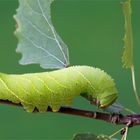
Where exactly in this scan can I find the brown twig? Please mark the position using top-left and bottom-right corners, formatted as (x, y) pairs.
(0, 100), (140, 127)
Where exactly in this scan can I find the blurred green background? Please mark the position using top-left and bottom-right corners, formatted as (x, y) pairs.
(0, 0), (140, 139)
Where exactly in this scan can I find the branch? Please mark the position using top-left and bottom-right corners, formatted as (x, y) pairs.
(0, 100), (140, 127)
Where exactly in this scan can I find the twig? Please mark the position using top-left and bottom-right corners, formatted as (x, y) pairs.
(0, 100), (140, 127)
(131, 64), (140, 107)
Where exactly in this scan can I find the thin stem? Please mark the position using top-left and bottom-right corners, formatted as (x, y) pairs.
(124, 107), (135, 114)
(131, 64), (140, 107)
(124, 127), (129, 140)
(0, 100), (140, 127)
(121, 127), (129, 140)
(109, 127), (124, 138)
(121, 134), (125, 140)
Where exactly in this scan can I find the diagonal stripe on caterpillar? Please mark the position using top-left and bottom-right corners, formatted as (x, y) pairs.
(0, 66), (118, 112)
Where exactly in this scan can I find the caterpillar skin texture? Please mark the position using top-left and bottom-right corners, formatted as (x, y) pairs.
(0, 66), (118, 112)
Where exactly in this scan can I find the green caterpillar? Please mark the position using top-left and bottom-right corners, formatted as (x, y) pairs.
(0, 66), (118, 112)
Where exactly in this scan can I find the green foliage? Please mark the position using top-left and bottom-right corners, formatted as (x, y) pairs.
(122, 0), (140, 107)
(72, 133), (118, 140)
(72, 132), (97, 140)
(14, 0), (69, 69)
(104, 102), (124, 114)
(97, 135), (114, 140)
(122, 0), (133, 68)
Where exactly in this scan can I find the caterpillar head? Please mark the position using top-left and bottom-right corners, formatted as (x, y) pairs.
(89, 83), (118, 108)
(81, 67), (118, 108)
(92, 69), (118, 108)
(98, 90), (118, 108)
(82, 89), (118, 108)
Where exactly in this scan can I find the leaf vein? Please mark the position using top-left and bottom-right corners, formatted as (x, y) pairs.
(22, 35), (66, 66)
(23, 16), (55, 41)
(25, 0), (42, 16)
(37, 0), (68, 66)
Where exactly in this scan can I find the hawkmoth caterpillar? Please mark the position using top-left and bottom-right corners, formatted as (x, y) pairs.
(0, 66), (118, 112)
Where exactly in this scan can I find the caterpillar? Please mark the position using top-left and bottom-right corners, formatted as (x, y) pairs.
(0, 66), (118, 113)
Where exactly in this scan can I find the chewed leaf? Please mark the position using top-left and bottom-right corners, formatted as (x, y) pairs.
(14, 0), (69, 69)
(122, 0), (133, 68)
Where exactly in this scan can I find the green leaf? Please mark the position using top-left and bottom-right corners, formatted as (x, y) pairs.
(14, 0), (69, 69)
(105, 102), (135, 115)
(72, 133), (118, 140)
(122, 0), (133, 68)
(104, 102), (124, 113)
(97, 135), (116, 140)
(72, 133), (98, 140)
(122, 0), (140, 107)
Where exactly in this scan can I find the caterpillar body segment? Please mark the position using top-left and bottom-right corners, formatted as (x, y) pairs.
(0, 66), (118, 112)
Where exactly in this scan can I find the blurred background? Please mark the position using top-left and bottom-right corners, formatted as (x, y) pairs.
(0, 0), (140, 139)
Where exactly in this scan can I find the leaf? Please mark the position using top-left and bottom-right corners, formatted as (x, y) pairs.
(122, 0), (133, 68)
(104, 102), (124, 114)
(72, 132), (98, 140)
(97, 135), (114, 140)
(104, 102), (135, 114)
(72, 133), (117, 140)
(122, 0), (140, 107)
(14, 0), (69, 69)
